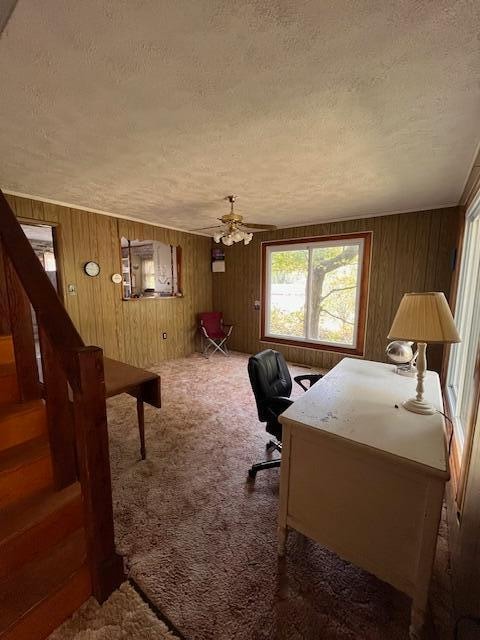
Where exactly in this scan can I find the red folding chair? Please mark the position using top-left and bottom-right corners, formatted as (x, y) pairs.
(198, 312), (233, 357)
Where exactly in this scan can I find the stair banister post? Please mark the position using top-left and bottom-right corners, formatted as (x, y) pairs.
(2, 250), (40, 401)
(0, 239), (10, 335)
(39, 322), (77, 489)
(71, 345), (124, 602)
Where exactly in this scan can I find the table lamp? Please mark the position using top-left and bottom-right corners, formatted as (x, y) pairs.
(388, 292), (460, 414)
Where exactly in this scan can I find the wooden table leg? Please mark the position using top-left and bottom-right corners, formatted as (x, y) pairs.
(136, 397), (146, 460)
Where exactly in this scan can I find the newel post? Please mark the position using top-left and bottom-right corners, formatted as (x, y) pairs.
(39, 323), (77, 489)
(72, 346), (124, 602)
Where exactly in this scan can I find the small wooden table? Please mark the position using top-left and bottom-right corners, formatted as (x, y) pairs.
(278, 358), (449, 639)
(103, 357), (161, 459)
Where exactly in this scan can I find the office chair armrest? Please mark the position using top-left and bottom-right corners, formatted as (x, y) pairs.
(294, 373), (323, 392)
(267, 396), (294, 415)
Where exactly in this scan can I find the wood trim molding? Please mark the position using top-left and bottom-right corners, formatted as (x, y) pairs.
(260, 231), (372, 357)
(441, 207), (466, 385)
(176, 245), (183, 294)
(440, 208), (466, 499)
(442, 201), (479, 505)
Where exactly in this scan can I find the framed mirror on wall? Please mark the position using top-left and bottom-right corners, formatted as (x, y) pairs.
(120, 237), (182, 300)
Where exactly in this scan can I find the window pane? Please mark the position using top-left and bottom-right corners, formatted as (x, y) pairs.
(309, 244), (360, 345)
(447, 214), (480, 449)
(43, 251), (56, 271)
(269, 249), (308, 338)
(142, 258), (156, 290)
(262, 233), (370, 354)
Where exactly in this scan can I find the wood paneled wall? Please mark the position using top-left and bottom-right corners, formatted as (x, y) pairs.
(6, 193), (460, 372)
(213, 207), (461, 372)
(6, 194), (212, 367)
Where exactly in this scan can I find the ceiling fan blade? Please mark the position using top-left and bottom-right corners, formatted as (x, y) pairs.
(190, 224), (224, 231)
(241, 222), (277, 230)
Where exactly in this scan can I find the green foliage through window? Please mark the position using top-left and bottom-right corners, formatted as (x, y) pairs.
(267, 240), (363, 346)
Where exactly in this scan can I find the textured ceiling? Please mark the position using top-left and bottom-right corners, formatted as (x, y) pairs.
(0, 1), (479, 233)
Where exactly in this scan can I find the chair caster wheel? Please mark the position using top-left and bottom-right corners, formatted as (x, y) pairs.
(248, 469), (257, 480)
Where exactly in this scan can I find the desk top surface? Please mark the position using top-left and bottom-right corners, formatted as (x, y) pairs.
(280, 358), (447, 476)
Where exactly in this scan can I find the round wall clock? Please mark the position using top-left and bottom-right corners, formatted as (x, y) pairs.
(84, 261), (100, 277)
(111, 273), (122, 284)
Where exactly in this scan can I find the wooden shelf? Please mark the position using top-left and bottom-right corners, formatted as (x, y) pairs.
(122, 295), (182, 301)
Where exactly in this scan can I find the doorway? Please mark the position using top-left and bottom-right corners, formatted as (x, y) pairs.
(21, 223), (58, 290)
(21, 222), (60, 377)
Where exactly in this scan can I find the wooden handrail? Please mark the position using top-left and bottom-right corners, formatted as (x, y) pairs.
(0, 191), (84, 386)
(0, 190), (124, 602)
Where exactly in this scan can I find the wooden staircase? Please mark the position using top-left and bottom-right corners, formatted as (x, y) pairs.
(0, 335), (91, 639)
(0, 191), (124, 639)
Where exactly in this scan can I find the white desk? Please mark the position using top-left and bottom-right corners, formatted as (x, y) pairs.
(278, 358), (449, 640)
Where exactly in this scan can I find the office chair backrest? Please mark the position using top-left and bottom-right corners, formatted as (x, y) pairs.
(248, 349), (292, 422)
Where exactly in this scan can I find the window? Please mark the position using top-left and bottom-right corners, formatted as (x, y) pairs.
(261, 232), (372, 355)
(121, 237), (182, 299)
(43, 250), (56, 272)
(446, 198), (480, 456)
(142, 259), (155, 290)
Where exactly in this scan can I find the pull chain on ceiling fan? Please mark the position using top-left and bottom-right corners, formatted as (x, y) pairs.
(193, 195), (276, 246)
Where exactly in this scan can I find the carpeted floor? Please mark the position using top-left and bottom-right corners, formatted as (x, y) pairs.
(107, 352), (453, 640)
(48, 582), (179, 639)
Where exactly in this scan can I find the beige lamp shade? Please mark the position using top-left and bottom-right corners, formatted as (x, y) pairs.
(388, 292), (460, 344)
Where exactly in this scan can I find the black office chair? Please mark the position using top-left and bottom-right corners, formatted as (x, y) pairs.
(247, 349), (323, 479)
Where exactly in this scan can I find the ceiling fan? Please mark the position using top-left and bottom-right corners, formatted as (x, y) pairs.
(193, 195), (276, 245)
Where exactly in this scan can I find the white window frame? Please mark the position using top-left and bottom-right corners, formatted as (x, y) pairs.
(446, 192), (480, 455)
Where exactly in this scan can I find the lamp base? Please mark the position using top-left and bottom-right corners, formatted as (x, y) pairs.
(396, 364), (417, 378)
(403, 398), (436, 415)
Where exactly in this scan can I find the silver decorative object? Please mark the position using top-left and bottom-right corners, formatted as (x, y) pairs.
(386, 340), (417, 377)
(386, 340), (413, 364)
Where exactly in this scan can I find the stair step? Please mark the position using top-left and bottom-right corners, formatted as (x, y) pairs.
(0, 529), (91, 640)
(0, 337), (14, 366)
(0, 401), (46, 453)
(0, 438), (53, 509)
(0, 364), (19, 406)
(0, 483), (83, 578)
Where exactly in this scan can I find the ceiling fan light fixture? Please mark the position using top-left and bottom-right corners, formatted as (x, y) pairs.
(202, 195), (275, 244)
